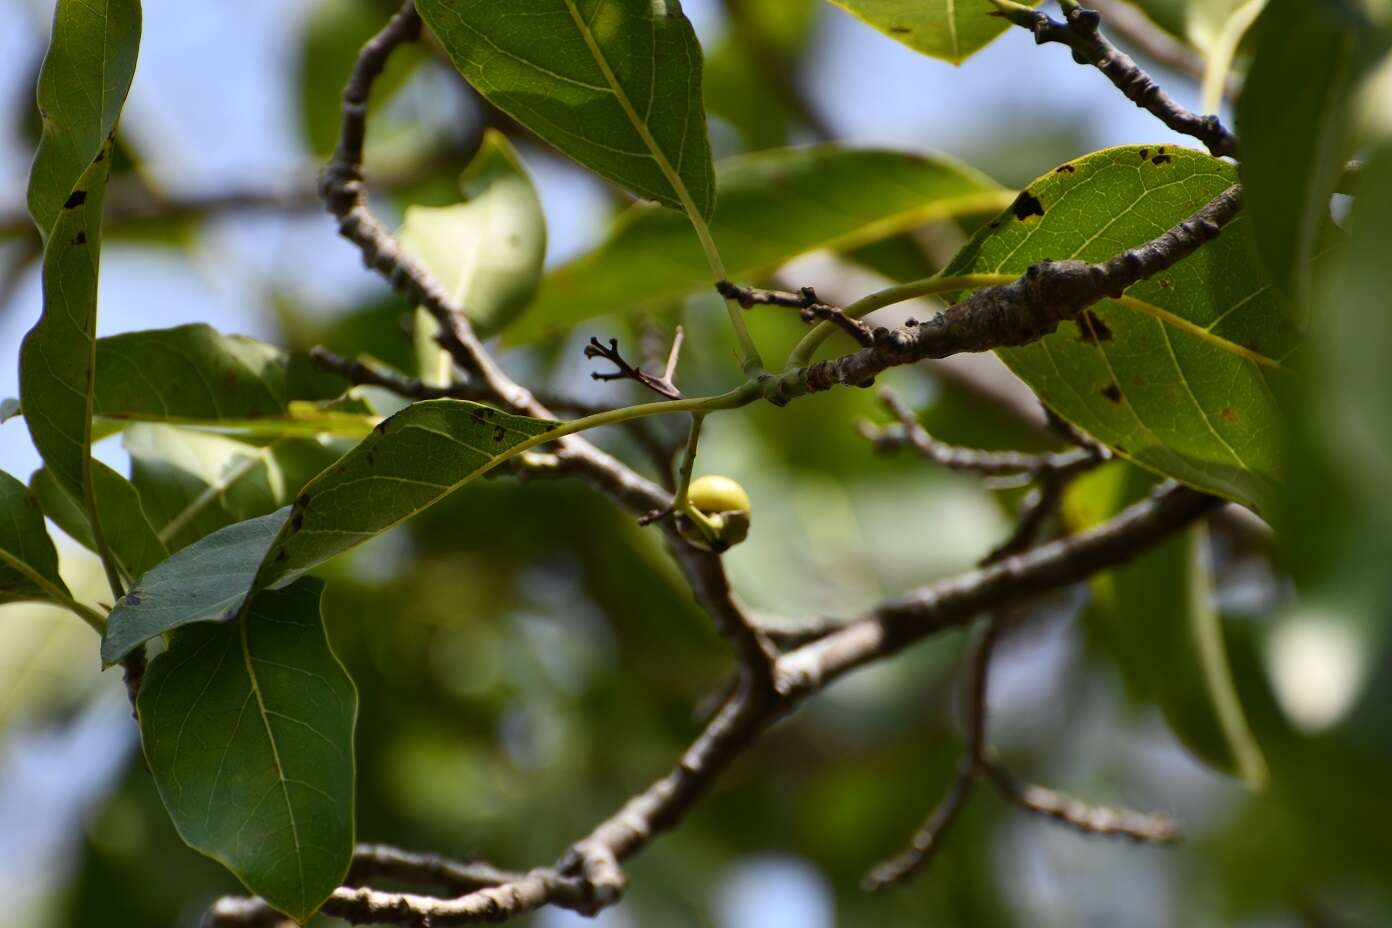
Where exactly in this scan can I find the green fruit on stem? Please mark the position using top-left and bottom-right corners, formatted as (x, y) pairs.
(679, 475), (752, 553)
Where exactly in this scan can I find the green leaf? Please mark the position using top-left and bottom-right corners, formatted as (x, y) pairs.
(137, 578), (356, 922)
(1068, 463), (1266, 786)
(31, 463), (167, 579)
(125, 426), (344, 553)
(0, 470), (69, 606)
(943, 145), (1290, 515)
(704, 0), (819, 148)
(0, 399), (19, 424)
(299, 0), (424, 157)
(509, 145), (1010, 343)
(103, 400), (557, 663)
(417, 0), (716, 217)
(1236, 0), (1386, 310)
(26, 0), (141, 239)
(94, 324), (289, 422)
(399, 130), (546, 383)
(89, 325), (381, 438)
(826, 0), (1038, 64)
(255, 400), (558, 589)
(101, 508), (290, 666)
(1279, 142), (1392, 619)
(20, 0), (141, 581)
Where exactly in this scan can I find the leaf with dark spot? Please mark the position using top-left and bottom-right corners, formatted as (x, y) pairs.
(1076, 311), (1114, 343)
(1010, 191), (1045, 220)
(1101, 383), (1123, 403)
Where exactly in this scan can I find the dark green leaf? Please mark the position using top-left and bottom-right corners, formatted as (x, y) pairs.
(417, 0), (716, 217)
(255, 399), (558, 589)
(103, 400), (557, 662)
(138, 578), (356, 922)
(102, 509), (291, 666)
(943, 145), (1290, 514)
(31, 463), (167, 579)
(0, 470), (69, 606)
(509, 145), (1009, 343)
(1236, 0), (1386, 310)
(20, 0), (141, 587)
(827, 0), (1038, 64)
(1068, 463), (1267, 786)
(399, 130), (546, 380)
(125, 426), (344, 553)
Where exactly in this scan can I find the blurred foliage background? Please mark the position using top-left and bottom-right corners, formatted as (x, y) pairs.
(2, 0), (1391, 926)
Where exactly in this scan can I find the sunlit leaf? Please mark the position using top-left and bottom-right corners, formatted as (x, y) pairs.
(1068, 463), (1267, 786)
(827, 0), (1038, 64)
(138, 578), (356, 922)
(944, 145), (1291, 514)
(399, 130), (546, 382)
(419, 0), (715, 218)
(0, 470), (69, 606)
(1236, 0), (1386, 310)
(510, 146), (1010, 343)
(31, 463), (167, 580)
(103, 400), (557, 663)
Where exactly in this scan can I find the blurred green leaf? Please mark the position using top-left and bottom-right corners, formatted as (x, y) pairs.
(103, 400), (557, 663)
(418, 0), (716, 217)
(826, 0), (1037, 63)
(1068, 462), (1267, 785)
(0, 398), (19, 424)
(102, 509), (291, 666)
(299, 0), (425, 157)
(704, 0), (820, 148)
(944, 145), (1288, 515)
(1236, 0), (1386, 309)
(400, 130), (546, 382)
(32, 463), (167, 579)
(511, 146), (1009, 343)
(92, 325), (380, 438)
(94, 324), (289, 422)
(138, 577), (356, 923)
(0, 469), (68, 606)
(1279, 142), (1392, 621)
(125, 426), (343, 552)
(20, 0), (142, 585)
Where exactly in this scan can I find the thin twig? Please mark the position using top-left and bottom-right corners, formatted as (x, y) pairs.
(718, 281), (877, 348)
(584, 337), (684, 400)
(859, 387), (1108, 480)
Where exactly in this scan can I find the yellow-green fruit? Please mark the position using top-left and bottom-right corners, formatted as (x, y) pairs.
(680, 475), (752, 553)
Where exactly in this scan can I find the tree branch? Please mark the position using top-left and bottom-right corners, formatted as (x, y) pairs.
(202, 4), (1232, 923)
(990, 1), (1238, 158)
(766, 184), (1242, 401)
